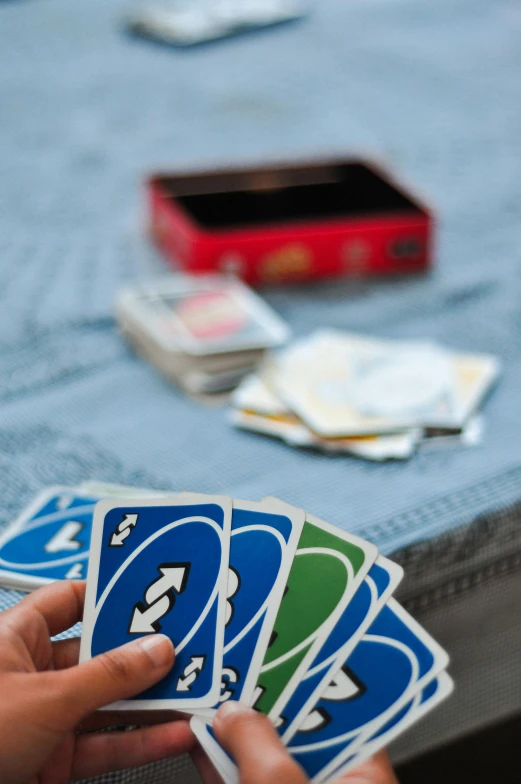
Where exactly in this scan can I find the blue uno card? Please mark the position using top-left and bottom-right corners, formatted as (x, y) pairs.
(197, 499), (304, 717)
(280, 557), (403, 742)
(0, 486), (101, 587)
(288, 598), (449, 782)
(333, 671), (453, 778)
(189, 678), (454, 784)
(80, 495), (232, 710)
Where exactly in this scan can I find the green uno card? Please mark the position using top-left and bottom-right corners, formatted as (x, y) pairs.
(253, 510), (377, 721)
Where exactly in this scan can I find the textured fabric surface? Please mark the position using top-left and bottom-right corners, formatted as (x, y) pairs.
(0, 0), (520, 780)
(389, 499), (521, 761)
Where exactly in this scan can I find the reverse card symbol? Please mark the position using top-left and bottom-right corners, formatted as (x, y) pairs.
(57, 495), (73, 511)
(297, 668), (366, 735)
(176, 655), (206, 692)
(128, 563), (190, 634)
(252, 684), (266, 709)
(66, 563), (84, 580)
(323, 666), (367, 702)
(298, 707), (331, 734)
(266, 585), (288, 649)
(109, 514), (139, 547)
(219, 667), (239, 702)
(225, 567), (240, 626)
(44, 522), (84, 553)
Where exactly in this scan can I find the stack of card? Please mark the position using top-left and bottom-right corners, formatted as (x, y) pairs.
(116, 275), (290, 395)
(49, 488), (454, 783)
(230, 329), (500, 461)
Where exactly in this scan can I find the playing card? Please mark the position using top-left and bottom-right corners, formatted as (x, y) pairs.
(119, 305), (262, 398)
(231, 371), (420, 459)
(230, 409), (420, 460)
(191, 672), (450, 784)
(119, 303), (265, 373)
(448, 352), (500, 426)
(330, 671), (454, 780)
(126, 0), (306, 47)
(252, 508), (378, 722)
(272, 331), (457, 436)
(279, 556), (403, 741)
(420, 416), (484, 452)
(287, 598), (450, 782)
(184, 366), (254, 395)
(117, 275), (289, 356)
(272, 330), (500, 435)
(0, 486), (101, 591)
(231, 373), (289, 416)
(79, 494), (232, 710)
(190, 498), (305, 718)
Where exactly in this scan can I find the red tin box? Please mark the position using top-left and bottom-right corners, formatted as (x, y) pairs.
(148, 158), (433, 285)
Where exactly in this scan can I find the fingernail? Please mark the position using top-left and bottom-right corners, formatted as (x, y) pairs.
(138, 634), (174, 667)
(214, 701), (255, 729)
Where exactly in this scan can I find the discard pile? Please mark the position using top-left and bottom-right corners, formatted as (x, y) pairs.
(116, 275), (289, 395)
(0, 482), (452, 782)
(230, 329), (500, 461)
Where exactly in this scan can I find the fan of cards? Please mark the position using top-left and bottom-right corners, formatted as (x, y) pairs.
(0, 482), (452, 782)
(231, 329), (500, 461)
(116, 275), (290, 395)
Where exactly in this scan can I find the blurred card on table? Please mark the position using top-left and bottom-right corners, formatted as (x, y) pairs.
(126, 0), (307, 48)
(116, 274), (289, 396)
(271, 330), (500, 436)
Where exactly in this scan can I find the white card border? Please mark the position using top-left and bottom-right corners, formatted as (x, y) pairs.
(281, 554), (403, 744)
(189, 496), (306, 721)
(79, 494), (232, 711)
(0, 485), (101, 590)
(256, 503), (378, 723)
(329, 671), (454, 780)
(117, 276), (289, 356)
(304, 597), (450, 783)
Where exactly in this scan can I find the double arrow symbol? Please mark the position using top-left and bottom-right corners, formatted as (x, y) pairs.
(296, 666), (366, 733)
(44, 521), (84, 553)
(127, 562), (206, 693)
(109, 514), (138, 547)
(176, 656), (206, 692)
(128, 563), (190, 634)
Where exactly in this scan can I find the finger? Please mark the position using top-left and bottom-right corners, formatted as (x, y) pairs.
(8, 581), (85, 637)
(50, 634), (175, 726)
(52, 638), (80, 670)
(336, 752), (399, 784)
(71, 721), (195, 778)
(213, 703), (307, 784)
(190, 743), (225, 784)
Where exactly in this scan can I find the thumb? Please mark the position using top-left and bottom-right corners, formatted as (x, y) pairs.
(50, 634), (175, 726)
(213, 702), (308, 784)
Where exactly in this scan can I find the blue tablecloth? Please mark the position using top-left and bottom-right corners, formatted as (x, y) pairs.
(0, 0), (520, 777)
(1, 0), (520, 562)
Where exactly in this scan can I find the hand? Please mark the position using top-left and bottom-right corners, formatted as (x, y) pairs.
(0, 580), (195, 784)
(192, 702), (398, 784)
